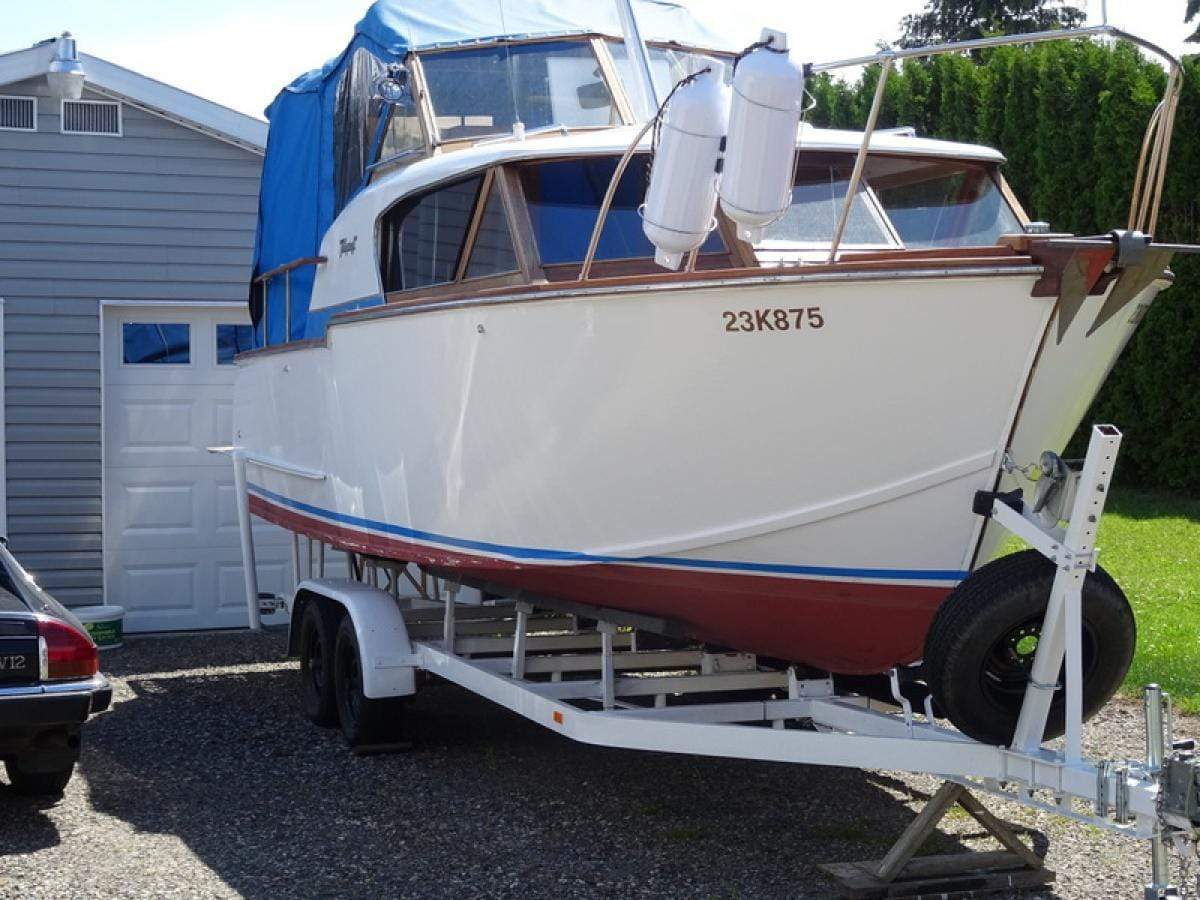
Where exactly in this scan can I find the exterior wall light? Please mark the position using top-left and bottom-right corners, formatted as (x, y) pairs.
(47, 32), (85, 101)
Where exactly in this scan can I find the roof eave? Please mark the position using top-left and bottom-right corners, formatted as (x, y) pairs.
(0, 42), (266, 154)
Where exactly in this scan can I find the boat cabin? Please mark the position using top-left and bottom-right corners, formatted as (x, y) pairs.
(252, 15), (1037, 347)
(305, 117), (1029, 325)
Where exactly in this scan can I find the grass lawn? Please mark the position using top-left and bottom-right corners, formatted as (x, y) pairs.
(1094, 489), (1200, 712)
(1001, 488), (1200, 711)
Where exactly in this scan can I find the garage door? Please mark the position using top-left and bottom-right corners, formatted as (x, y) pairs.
(103, 305), (292, 632)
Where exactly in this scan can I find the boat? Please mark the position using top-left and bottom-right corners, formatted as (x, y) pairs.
(233, 0), (1193, 738)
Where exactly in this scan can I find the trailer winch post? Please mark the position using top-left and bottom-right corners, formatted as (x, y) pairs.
(1144, 683), (1175, 899)
(1008, 424), (1121, 757)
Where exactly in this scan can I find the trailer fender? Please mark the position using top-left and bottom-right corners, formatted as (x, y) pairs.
(289, 578), (418, 699)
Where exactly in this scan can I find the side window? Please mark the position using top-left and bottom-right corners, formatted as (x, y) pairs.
(519, 156), (723, 265)
(379, 176), (483, 293)
(122, 323), (190, 365)
(867, 158), (1023, 249)
(216, 324), (254, 365)
(465, 186), (518, 279)
(760, 159), (895, 251)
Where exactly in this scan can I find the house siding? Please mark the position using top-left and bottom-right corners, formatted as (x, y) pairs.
(0, 79), (262, 605)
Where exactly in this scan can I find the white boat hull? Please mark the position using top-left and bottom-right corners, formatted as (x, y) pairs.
(234, 265), (1159, 673)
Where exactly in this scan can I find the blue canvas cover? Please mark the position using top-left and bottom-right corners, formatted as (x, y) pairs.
(250, 0), (726, 346)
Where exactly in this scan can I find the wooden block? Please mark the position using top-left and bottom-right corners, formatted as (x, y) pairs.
(819, 852), (1055, 899)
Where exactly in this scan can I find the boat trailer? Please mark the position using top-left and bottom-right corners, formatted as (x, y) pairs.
(224, 426), (1200, 898)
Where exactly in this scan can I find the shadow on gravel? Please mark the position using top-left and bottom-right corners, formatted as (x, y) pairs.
(0, 791), (62, 856)
(76, 632), (1054, 900)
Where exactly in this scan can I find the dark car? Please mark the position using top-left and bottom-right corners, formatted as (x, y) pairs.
(0, 541), (110, 796)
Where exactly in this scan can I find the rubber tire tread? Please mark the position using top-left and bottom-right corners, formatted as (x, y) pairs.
(298, 598), (341, 727)
(332, 615), (406, 747)
(924, 549), (1135, 746)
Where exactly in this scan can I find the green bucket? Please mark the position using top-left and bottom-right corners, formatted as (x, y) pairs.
(73, 605), (125, 650)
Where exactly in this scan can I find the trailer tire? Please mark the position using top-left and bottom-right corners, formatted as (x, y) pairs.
(923, 549), (1134, 746)
(333, 615), (406, 747)
(298, 598), (341, 727)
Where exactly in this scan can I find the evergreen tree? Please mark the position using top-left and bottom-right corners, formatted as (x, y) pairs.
(898, 0), (1086, 47)
(1188, 0), (1199, 43)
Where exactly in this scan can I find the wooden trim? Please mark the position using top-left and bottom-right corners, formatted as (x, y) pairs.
(543, 253), (738, 282)
(455, 170), (494, 282)
(407, 53), (439, 151)
(341, 250), (1039, 323)
(592, 38), (636, 126)
(717, 211), (759, 269)
(255, 256), (327, 284)
(997, 173), (1031, 227)
(235, 338), (326, 363)
(384, 272), (528, 306)
(494, 165), (544, 282)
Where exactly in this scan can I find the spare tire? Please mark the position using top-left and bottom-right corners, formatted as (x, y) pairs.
(923, 549), (1135, 746)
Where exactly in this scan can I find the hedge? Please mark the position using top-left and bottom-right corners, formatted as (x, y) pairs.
(807, 44), (1200, 492)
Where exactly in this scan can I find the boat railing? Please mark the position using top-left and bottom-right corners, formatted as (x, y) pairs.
(815, 24), (1183, 262)
(581, 24), (1184, 278)
(254, 256), (327, 346)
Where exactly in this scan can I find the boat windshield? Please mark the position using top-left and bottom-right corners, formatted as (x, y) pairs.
(758, 152), (1023, 259)
(867, 157), (1023, 249)
(608, 41), (734, 97)
(420, 40), (622, 142)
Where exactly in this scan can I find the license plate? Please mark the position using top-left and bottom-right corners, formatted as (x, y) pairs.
(0, 640), (37, 683)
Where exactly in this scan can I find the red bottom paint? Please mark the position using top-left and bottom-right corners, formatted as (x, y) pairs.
(251, 495), (951, 674)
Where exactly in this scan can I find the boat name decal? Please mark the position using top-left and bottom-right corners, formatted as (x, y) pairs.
(723, 307), (825, 333)
(339, 236), (358, 257)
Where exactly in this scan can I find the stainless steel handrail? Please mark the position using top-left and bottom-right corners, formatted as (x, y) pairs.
(817, 24), (1183, 261)
(254, 256), (328, 346)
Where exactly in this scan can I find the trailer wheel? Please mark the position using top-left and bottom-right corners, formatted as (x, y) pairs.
(923, 549), (1134, 746)
(298, 599), (340, 727)
(333, 616), (405, 747)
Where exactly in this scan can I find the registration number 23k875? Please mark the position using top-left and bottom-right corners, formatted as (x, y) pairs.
(722, 307), (825, 333)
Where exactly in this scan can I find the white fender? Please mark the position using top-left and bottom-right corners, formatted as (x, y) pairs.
(291, 578), (418, 698)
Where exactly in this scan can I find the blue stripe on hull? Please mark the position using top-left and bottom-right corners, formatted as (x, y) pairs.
(248, 483), (969, 583)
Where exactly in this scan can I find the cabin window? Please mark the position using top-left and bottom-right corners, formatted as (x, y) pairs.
(518, 156), (722, 265)
(758, 158), (896, 258)
(334, 48), (390, 215)
(465, 186), (519, 279)
(420, 41), (621, 142)
(379, 176), (483, 292)
(866, 157), (1023, 249)
(608, 42), (734, 98)
(122, 323), (190, 365)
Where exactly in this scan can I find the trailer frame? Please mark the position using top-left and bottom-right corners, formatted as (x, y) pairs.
(223, 426), (1200, 898)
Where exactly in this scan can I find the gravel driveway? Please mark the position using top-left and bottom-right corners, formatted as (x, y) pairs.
(0, 630), (1190, 899)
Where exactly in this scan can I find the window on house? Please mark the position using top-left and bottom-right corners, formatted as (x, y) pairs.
(0, 96), (36, 132)
(379, 176), (483, 293)
(123, 323), (190, 365)
(216, 324), (255, 364)
(61, 99), (121, 136)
